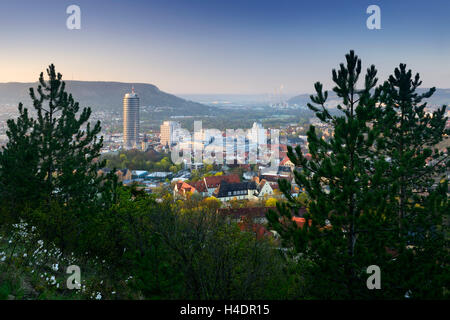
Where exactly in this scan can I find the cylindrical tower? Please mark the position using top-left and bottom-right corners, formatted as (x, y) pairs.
(123, 87), (140, 149)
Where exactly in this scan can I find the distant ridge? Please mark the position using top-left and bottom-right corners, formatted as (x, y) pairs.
(0, 81), (214, 116)
(288, 88), (450, 109)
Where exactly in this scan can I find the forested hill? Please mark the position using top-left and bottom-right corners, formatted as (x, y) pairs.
(0, 81), (214, 115)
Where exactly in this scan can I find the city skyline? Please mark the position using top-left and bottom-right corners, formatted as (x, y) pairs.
(0, 0), (449, 95)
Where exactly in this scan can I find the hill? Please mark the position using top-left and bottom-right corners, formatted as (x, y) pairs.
(288, 88), (450, 109)
(0, 81), (214, 116)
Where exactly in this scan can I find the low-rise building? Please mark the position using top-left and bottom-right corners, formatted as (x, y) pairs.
(174, 181), (198, 198)
(258, 180), (275, 198)
(116, 169), (132, 182)
(203, 174), (241, 196)
(213, 181), (258, 202)
(279, 156), (295, 171)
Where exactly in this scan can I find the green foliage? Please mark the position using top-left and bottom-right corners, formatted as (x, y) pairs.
(375, 64), (450, 298)
(265, 198), (277, 207)
(144, 203), (293, 299)
(5, 57), (448, 300)
(0, 280), (20, 300)
(0, 64), (303, 301)
(0, 104), (41, 214)
(268, 51), (449, 299)
(0, 64), (106, 214)
(103, 150), (179, 172)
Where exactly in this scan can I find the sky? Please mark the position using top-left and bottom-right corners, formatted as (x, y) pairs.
(0, 0), (449, 95)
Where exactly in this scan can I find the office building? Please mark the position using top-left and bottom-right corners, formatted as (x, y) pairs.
(123, 87), (140, 149)
(160, 121), (181, 146)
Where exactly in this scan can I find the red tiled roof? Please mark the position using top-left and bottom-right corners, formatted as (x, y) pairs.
(204, 174), (240, 188)
(292, 217), (309, 228)
(176, 181), (197, 194)
(192, 180), (207, 192)
(260, 175), (282, 182)
(280, 156), (293, 166)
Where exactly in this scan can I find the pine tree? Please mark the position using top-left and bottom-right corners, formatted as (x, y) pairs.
(268, 51), (398, 299)
(376, 64), (449, 298)
(268, 52), (449, 299)
(0, 64), (105, 210)
(0, 104), (41, 215)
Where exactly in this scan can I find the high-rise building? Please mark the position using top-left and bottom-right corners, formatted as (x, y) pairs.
(160, 121), (181, 147)
(250, 122), (266, 146)
(123, 87), (140, 149)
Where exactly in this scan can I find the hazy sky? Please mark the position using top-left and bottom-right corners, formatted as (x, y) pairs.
(0, 0), (449, 95)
